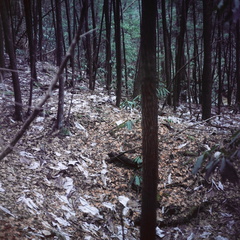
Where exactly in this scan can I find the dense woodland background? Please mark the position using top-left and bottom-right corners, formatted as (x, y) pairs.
(0, 0), (240, 239)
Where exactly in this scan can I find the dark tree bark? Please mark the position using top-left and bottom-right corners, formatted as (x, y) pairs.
(132, 47), (142, 98)
(236, 20), (240, 107)
(65, 0), (74, 86)
(173, 0), (190, 110)
(120, 5), (128, 96)
(202, 0), (213, 120)
(83, 0), (94, 90)
(192, 0), (200, 105)
(113, 0), (122, 107)
(226, 29), (233, 106)
(55, 0), (65, 129)
(38, 0), (43, 61)
(32, 0), (38, 51)
(0, 0), (23, 121)
(217, 12), (223, 114)
(65, 0), (72, 51)
(185, 30), (192, 115)
(132, 0), (143, 99)
(104, 0), (112, 91)
(90, 0), (97, 90)
(161, 0), (172, 105)
(50, 0), (57, 64)
(0, 18), (6, 80)
(140, 0), (158, 239)
(23, 0), (38, 115)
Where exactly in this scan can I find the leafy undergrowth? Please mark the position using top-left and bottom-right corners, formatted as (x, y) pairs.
(0, 61), (239, 240)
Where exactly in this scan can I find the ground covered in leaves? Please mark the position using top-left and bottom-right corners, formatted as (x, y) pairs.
(0, 61), (240, 240)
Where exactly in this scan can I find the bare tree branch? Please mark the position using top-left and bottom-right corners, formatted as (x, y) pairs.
(0, 2), (90, 161)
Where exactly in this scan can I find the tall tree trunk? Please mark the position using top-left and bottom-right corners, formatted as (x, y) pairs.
(217, 12), (222, 114)
(132, 47), (142, 98)
(83, 1), (94, 90)
(161, 0), (172, 105)
(132, 0), (142, 99)
(104, 0), (112, 91)
(55, 0), (64, 129)
(65, 0), (74, 87)
(0, 18), (6, 80)
(202, 0), (213, 120)
(90, 0), (97, 90)
(0, 0), (23, 121)
(23, 0), (38, 115)
(140, 0), (158, 239)
(113, 0), (122, 107)
(37, 0), (43, 61)
(235, 20), (240, 107)
(173, 0), (190, 110)
(121, 6), (128, 96)
(226, 29), (233, 106)
(192, 0), (200, 105)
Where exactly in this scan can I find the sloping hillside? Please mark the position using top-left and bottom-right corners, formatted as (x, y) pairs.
(0, 61), (239, 239)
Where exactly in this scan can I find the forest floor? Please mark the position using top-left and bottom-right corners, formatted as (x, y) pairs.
(0, 60), (240, 240)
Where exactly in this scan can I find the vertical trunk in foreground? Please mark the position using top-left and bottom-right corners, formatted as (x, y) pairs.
(140, 0), (158, 239)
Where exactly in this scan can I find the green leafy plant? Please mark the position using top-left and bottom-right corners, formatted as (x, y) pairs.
(125, 120), (135, 130)
(130, 174), (142, 192)
(133, 175), (142, 187)
(118, 118), (141, 130)
(157, 83), (169, 99)
(130, 156), (143, 191)
(192, 130), (240, 185)
(120, 95), (141, 110)
(133, 155), (142, 165)
(117, 119), (136, 130)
